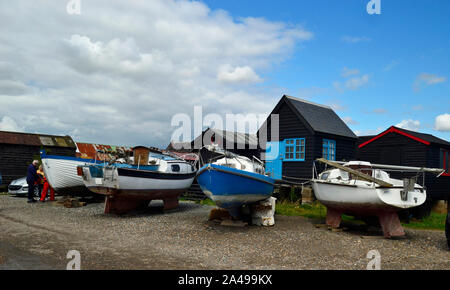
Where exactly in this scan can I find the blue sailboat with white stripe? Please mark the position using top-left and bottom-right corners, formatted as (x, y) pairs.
(196, 146), (275, 217)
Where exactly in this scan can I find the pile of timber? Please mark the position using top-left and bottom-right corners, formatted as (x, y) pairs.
(53, 196), (87, 208)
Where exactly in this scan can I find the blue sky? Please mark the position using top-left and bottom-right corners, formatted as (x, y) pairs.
(204, 0), (450, 138)
(0, 0), (448, 147)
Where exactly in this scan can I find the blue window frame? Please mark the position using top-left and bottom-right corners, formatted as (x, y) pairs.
(284, 138), (305, 161)
(323, 139), (336, 161)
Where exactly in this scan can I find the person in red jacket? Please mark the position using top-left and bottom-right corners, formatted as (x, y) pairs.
(39, 168), (55, 202)
(37, 165), (45, 198)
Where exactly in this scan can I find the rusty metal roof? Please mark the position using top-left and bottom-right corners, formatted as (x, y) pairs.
(75, 142), (132, 161)
(0, 130), (76, 148)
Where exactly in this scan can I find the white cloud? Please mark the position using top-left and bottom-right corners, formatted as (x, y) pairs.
(417, 73), (447, 85)
(217, 65), (262, 84)
(0, 0), (313, 147)
(341, 67), (359, 77)
(373, 108), (387, 114)
(341, 36), (371, 43)
(0, 116), (23, 132)
(355, 127), (384, 136)
(434, 113), (450, 131)
(396, 119), (421, 131)
(343, 116), (358, 125)
(414, 73), (447, 91)
(0, 80), (30, 96)
(326, 100), (347, 112)
(383, 60), (398, 71)
(344, 74), (369, 91)
(334, 67), (370, 92)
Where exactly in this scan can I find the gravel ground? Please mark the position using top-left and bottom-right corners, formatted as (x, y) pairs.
(0, 195), (448, 270)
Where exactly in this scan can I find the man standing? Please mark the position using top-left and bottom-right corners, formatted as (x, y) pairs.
(26, 160), (39, 203)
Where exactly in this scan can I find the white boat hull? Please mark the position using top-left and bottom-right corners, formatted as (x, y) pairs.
(41, 157), (98, 195)
(81, 166), (195, 198)
(80, 165), (195, 214)
(311, 180), (426, 213)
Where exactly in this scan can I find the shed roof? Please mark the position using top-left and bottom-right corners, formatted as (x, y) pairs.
(75, 142), (132, 160)
(358, 126), (450, 148)
(0, 130), (76, 148)
(209, 128), (258, 147)
(285, 96), (357, 139)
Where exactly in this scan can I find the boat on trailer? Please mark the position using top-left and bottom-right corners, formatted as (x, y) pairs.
(311, 158), (445, 238)
(78, 150), (196, 214)
(196, 146), (276, 218)
(40, 150), (106, 196)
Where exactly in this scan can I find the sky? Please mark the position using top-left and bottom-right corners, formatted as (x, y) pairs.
(0, 0), (449, 148)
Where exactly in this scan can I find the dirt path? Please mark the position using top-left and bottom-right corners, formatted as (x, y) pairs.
(0, 195), (448, 270)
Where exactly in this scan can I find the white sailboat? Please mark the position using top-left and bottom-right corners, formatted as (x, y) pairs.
(78, 151), (196, 214)
(311, 159), (444, 238)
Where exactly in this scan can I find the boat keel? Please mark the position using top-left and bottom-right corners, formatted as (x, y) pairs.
(104, 196), (150, 215)
(325, 207), (405, 238)
(377, 211), (405, 238)
(326, 208), (343, 228)
(163, 197), (179, 210)
(104, 195), (181, 214)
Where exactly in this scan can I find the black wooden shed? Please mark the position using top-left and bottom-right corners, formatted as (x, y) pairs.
(357, 126), (450, 201)
(169, 128), (259, 160)
(258, 95), (357, 181)
(0, 131), (76, 185)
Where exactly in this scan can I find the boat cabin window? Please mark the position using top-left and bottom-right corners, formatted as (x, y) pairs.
(322, 139), (336, 161)
(284, 138), (305, 161)
(347, 165), (373, 179)
(171, 164), (180, 172)
(320, 172), (329, 180)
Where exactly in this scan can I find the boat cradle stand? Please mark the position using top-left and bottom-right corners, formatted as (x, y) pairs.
(104, 195), (180, 215)
(326, 208), (405, 238)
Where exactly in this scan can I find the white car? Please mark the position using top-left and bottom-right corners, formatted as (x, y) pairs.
(8, 177), (40, 197)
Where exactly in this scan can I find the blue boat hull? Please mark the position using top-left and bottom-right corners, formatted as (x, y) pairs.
(196, 164), (275, 214)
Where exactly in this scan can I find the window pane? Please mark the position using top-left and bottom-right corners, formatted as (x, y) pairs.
(296, 139), (300, 145)
(285, 153), (289, 159)
(301, 139), (305, 145)
(300, 153), (305, 160)
(296, 153), (300, 159)
(296, 146), (300, 152)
